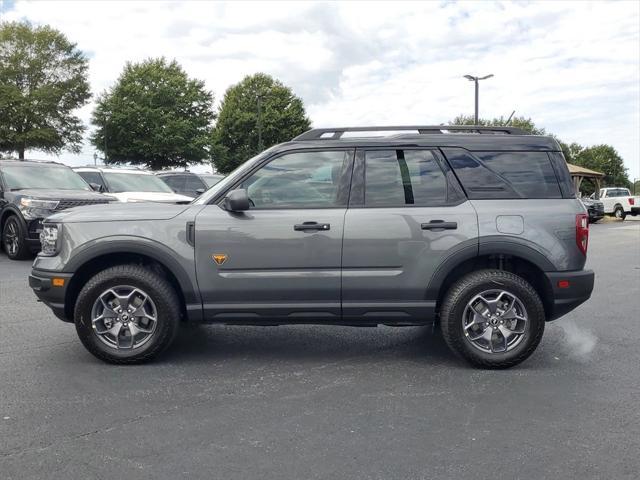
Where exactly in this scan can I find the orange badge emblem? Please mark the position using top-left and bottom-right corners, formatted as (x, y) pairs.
(212, 253), (227, 265)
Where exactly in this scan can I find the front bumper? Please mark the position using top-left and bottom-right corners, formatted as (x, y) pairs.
(544, 269), (595, 321)
(29, 269), (74, 322)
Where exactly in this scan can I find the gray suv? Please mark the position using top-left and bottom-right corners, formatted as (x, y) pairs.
(29, 126), (594, 368)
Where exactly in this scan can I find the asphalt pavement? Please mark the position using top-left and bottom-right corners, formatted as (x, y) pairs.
(1, 218), (639, 479)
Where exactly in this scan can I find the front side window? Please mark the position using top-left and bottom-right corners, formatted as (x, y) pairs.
(77, 171), (106, 189)
(185, 175), (206, 191)
(364, 150), (447, 206)
(241, 150), (350, 208)
(161, 175), (186, 192)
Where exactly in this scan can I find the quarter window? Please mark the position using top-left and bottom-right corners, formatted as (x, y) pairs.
(364, 150), (447, 206)
(242, 150), (350, 208)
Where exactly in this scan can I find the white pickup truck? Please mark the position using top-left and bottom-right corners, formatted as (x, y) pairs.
(592, 187), (640, 220)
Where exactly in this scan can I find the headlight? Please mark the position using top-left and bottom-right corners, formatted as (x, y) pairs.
(20, 198), (60, 210)
(39, 224), (61, 256)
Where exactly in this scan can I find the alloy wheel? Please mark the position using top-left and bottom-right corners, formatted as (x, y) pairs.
(90, 285), (158, 350)
(462, 289), (528, 354)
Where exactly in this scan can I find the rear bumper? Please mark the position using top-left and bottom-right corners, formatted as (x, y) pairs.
(29, 269), (74, 322)
(544, 269), (595, 321)
(631, 206), (639, 215)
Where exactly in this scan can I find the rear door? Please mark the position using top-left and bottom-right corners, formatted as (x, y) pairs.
(194, 149), (354, 323)
(342, 148), (478, 323)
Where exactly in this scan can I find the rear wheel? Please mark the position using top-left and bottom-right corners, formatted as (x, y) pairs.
(440, 270), (545, 369)
(74, 264), (181, 364)
(614, 206), (626, 220)
(2, 215), (31, 260)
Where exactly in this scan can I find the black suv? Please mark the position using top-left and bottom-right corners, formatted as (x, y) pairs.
(0, 160), (114, 260)
(157, 171), (224, 198)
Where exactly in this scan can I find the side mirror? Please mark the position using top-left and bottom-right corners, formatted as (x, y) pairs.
(224, 189), (250, 211)
(89, 183), (104, 193)
(195, 188), (205, 195)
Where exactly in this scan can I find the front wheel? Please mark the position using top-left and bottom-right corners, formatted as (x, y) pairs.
(2, 215), (31, 260)
(440, 270), (545, 369)
(74, 264), (181, 364)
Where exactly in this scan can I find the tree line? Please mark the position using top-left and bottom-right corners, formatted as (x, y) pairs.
(0, 21), (310, 173)
(0, 21), (633, 189)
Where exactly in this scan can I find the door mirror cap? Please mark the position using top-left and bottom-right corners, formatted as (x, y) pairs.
(224, 189), (250, 211)
(89, 182), (104, 193)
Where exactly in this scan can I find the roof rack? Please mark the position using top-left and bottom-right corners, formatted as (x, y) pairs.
(293, 125), (527, 141)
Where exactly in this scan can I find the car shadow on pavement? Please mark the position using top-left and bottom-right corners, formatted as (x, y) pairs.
(162, 324), (464, 367)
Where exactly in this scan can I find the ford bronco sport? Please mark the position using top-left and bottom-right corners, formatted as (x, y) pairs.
(29, 126), (595, 368)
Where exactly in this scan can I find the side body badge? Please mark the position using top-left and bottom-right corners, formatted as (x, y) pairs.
(212, 253), (228, 265)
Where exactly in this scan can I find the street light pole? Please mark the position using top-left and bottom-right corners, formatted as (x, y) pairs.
(464, 74), (494, 125)
(257, 94), (264, 151)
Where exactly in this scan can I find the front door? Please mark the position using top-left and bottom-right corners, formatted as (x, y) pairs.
(195, 149), (354, 323)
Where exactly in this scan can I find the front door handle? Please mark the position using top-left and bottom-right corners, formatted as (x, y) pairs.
(421, 220), (458, 231)
(294, 222), (330, 231)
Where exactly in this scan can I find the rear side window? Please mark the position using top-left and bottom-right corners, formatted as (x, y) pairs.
(442, 149), (561, 199)
(364, 150), (448, 206)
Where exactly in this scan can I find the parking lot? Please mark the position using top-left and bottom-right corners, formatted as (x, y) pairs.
(1, 218), (639, 479)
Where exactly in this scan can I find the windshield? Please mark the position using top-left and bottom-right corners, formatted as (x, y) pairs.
(2, 165), (90, 191)
(201, 174), (224, 187)
(103, 172), (174, 193)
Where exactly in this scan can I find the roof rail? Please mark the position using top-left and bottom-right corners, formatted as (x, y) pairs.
(293, 125), (527, 141)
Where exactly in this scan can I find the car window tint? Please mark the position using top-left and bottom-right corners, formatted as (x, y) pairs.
(78, 171), (105, 189)
(161, 175), (185, 192)
(242, 151), (349, 208)
(473, 152), (561, 199)
(364, 150), (447, 206)
(185, 175), (206, 191)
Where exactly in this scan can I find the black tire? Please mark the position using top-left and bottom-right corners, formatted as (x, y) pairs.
(2, 215), (31, 260)
(440, 270), (545, 369)
(74, 264), (181, 364)
(613, 206), (626, 220)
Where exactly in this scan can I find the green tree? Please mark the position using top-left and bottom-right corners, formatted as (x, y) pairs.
(572, 145), (630, 188)
(449, 115), (546, 135)
(0, 21), (90, 159)
(212, 73), (311, 173)
(91, 58), (214, 169)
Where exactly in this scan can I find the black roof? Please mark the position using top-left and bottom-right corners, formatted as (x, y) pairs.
(283, 126), (560, 152)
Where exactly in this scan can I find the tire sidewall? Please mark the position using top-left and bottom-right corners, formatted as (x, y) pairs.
(442, 271), (545, 368)
(3, 216), (28, 260)
(75, 269), (178, 362)
(614, 207), (625, 220)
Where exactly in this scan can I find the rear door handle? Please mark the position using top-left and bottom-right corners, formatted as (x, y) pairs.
(294, 222), (331, 231)
(421, 220), (458, 230)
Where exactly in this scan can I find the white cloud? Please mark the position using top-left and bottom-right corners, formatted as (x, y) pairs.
(3, 0), (639, 178)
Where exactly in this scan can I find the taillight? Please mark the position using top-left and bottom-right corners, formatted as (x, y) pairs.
(576, 214), (589, 255)
(629, 198), (635, 206)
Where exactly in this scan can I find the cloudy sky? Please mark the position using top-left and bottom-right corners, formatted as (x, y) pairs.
(2, 0), (639, 178)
